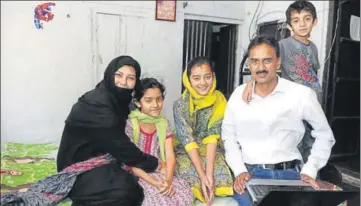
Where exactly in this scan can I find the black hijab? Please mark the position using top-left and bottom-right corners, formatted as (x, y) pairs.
(65, 56), (141, 128)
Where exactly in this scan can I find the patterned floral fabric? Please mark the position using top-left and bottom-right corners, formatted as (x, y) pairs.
(0, 154), (114, 206)
(125, 119), (194, 206)
(173, 97), (234, 202)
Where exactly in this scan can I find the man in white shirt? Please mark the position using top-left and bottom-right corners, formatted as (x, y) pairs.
(222, 35), (335, 205)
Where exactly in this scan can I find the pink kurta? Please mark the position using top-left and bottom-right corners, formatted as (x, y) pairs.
(125, 119), (194, 206)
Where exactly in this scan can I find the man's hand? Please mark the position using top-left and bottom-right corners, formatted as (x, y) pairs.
(234, 172), (251, 194)
(301, 174), (320, 190)
(242, 80), (254, 104)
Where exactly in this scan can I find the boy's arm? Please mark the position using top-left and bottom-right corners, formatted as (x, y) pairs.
(313, 44), (321, 75)
(278, 41), (285, 78)
(242, 79), (254, 104)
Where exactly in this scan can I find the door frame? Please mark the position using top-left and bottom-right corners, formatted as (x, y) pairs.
(183, 13), (243, 91)
(89, 3), (150, 86)
(322, 0), (360, 158)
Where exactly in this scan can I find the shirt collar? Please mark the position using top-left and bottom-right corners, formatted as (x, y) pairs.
(251, 76), (286, 99)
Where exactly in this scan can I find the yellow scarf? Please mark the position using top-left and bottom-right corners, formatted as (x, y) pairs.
(181, 70), (233, 202)
(182, 70), (227, 129)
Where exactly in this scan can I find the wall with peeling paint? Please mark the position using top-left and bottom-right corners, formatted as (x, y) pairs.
(1, 1), (246, 144)
(2, 1), (330, 144)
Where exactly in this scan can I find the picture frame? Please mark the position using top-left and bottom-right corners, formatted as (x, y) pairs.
(155, 0), (176, 22)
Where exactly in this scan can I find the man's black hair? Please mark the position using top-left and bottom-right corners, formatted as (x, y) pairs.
(247, 35), (280, 58)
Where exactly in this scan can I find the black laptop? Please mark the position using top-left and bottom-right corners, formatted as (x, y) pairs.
(257, 190), (359, 206)
(244, 178), (358, 206)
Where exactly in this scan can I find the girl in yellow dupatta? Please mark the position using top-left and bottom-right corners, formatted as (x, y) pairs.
(125, 78), (193, 206)
(173, 57), (234, 204)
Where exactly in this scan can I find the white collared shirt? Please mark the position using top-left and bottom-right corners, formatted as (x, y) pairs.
(221, 77), (335, 179)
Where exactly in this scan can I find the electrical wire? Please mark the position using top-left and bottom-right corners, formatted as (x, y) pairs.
(254, 1), (264, 38)
(248, 1), (261, 41)
(324, 8), (340, 63)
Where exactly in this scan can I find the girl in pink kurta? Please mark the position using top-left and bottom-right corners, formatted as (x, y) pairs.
(124, 78), (193, 206)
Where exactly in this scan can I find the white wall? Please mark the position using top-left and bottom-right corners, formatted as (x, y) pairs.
(4, 1), (331, 145)
(239, 1), (330, 85)
(1, 1), (184, 144)
(183, 1), (244, 24)
(1, 1), (247, 144)
(1, 1), (94, 144)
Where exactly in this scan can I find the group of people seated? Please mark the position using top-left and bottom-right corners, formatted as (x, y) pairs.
(1, 1), (344, 205)
(1, 35), (338, 206)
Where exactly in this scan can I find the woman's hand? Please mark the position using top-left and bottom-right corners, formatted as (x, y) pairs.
(155, 180), (168, 193)
(161, 179), (176, 197)
(200, 175), (213, 204)
(205, 174), (215, 204)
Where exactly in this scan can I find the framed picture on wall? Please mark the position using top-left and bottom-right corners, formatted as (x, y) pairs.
(155, 0), (176, 22)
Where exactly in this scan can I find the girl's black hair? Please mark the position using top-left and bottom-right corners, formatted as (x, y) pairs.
(133, 77), (166, 102)
(186, 56), (215, 78)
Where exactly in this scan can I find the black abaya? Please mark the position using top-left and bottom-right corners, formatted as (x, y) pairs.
(56, 56), (158, 206)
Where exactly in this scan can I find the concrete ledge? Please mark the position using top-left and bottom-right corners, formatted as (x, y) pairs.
(194, 197), (238, 206)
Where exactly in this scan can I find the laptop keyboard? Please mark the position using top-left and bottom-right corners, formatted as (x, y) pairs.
(252, 185), (316, 199)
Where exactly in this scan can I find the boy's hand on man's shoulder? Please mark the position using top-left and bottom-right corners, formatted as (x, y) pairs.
(242, 80), (254, 104)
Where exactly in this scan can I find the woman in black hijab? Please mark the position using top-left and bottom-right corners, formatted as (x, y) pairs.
(57, 55), (162, 205)
(0, 56), (162, 206)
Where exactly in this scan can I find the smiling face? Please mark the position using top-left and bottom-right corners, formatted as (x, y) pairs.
(248, 43), (281, 85)
(289, 10), (317, 39)
(136, 88), (164, 117)
(189, 63), (213, 96)
(114, 65), (136, 89)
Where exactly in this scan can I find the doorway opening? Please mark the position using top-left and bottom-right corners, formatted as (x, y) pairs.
(182, 20), (238, 99)
(322, 0), (360, 196)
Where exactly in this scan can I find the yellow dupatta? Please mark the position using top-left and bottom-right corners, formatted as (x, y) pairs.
(181, 70), (227, 150)
(181, 70), (233, 202)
